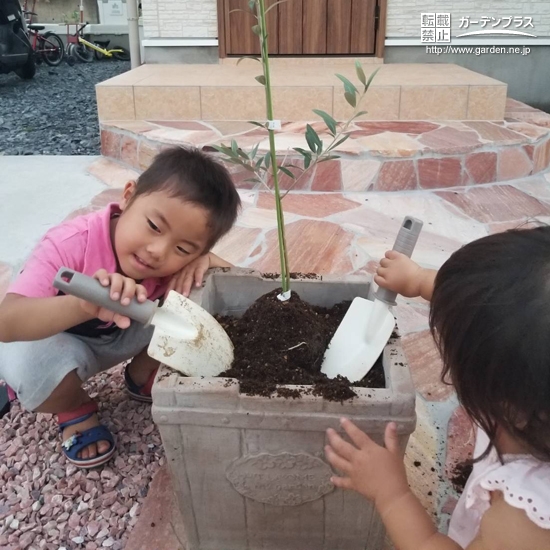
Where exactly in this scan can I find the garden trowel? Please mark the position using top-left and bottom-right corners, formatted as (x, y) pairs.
(53, 268), (234, 377)
(321, 216), (423, 382)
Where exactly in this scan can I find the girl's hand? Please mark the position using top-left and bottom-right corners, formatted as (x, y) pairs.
(167, 254), (211, 298)
(374, 251), (427, 298)
(78, 269), (147, 329)
(325, 419), (410, 512)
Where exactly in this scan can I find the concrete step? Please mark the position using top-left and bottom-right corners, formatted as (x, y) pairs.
(96, 62), (507, 123)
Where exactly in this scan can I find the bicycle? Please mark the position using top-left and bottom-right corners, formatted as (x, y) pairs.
(66, 22), (130, 63)
(23, 10), (65, 67)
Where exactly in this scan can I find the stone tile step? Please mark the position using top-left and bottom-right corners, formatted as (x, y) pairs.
(99, 100), (550, 192)
(96, 63), (507, 122)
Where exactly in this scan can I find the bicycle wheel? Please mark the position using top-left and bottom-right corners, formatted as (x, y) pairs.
(41, 32), (65, 67)
(73, 42), (94, 63)
(112, 46), (130, 61)
(94, 47), (105, 61)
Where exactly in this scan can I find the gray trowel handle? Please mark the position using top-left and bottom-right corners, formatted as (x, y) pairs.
(53, 268), (157, 326)
(374, 216), (423, 306)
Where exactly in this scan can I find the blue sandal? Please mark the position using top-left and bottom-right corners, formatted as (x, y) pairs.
(58, 401), (116, 469)
(124, 364), (158, 403)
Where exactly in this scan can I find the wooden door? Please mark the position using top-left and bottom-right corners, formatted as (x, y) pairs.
(225, 0), (279, 55)
(221, 0), (379, 56)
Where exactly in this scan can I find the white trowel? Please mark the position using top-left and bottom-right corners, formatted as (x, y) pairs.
(321, 216), (423, 382)
(53, 268), (234, 377)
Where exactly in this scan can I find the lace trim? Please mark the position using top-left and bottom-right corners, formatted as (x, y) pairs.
(466, 458), (550, 530)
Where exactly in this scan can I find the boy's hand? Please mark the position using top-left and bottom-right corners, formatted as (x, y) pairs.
(167, 254), (211, 298)
(78, 269), (147, 329)
(374, 251), (426, 298)
(325, 419), (410, 512)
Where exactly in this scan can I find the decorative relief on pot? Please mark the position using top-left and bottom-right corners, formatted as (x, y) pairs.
(226, 452), (334, 506)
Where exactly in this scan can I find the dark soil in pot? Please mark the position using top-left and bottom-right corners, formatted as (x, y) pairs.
(218, 289), (386, 402)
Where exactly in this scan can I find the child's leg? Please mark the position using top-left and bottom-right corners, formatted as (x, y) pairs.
(127, 348), (160, 386)
(0, 332), (110, 461)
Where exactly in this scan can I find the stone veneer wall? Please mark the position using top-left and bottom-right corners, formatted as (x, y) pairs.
(141, 0), (550, 41)
(141, 0), (217, 38)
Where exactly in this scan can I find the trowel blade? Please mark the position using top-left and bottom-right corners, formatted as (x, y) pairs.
(321, 297), (395, 383)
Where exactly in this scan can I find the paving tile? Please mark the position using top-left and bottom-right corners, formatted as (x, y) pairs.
(464, 152), (497, 184)
(100, 130), (122, 159)
(514, 175), (550, 203)
(395, 301), (430, 336)
(150, 121), (211, 131)
(445, 406), (475, 480)
(463, 121), (524, 143)
(310, 160), (343, 191)
(212, 226), (262, 265)
(344, 193), (487, 243)
(355, 132), (425, 158)
(138, 141), (161, 171)
(401, 330), (451, 401)
(125, 465), (186, 550)
(497, 147), (533, 180)
(488, 218), (550, 234)
(418, 126), (481, 153)
(340, 159), (380, 191)
(257, 193), (360, 218)
(87, 158), (140, 188)
(418, 158), (465, 189)
(506, 122), (550, 141)
(103, 120), (158, 134)
(375, 160), (417, 191)
(354, 121), (440, 135)
(238, 208), (298, 229)
(120, 135), (138, 167)
(404, 398), (443, 516)
(437, 185), (550, 223)
(64, 189), (123, 221)
(524, 144), (535, 160)
(533, 139), (550, 172)
(251, 219), (354, 274)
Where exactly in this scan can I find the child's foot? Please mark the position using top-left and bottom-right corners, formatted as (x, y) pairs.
(125, 363), (158, 403)
(57, 401), (115, 468)
(61, 413), (110, 460)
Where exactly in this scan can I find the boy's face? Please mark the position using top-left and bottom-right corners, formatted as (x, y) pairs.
(114, 182), (210, 280)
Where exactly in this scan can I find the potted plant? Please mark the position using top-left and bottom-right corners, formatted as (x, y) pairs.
(151, 2), (416, 549)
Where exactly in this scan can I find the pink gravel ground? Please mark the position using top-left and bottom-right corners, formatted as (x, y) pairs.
(0, 365), (164, 550)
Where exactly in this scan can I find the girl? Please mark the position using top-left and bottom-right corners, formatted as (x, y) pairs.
(325, 227), (550, 549)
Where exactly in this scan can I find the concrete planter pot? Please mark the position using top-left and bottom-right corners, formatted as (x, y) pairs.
(152, 268), (416, 550)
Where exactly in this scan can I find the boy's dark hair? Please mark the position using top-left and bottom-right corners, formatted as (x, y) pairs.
(430, 226), (550, 462)
(132, 146), (240, 250)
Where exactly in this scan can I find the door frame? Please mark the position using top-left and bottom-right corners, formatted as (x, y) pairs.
(217, 0), (387, 58)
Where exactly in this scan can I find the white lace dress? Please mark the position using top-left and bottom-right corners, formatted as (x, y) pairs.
(448, 429), (550, 547)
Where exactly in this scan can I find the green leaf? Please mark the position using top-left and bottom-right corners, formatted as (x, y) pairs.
(335, 73), (358, 95)
(353, 110), (368, 118)
(312, 109), (337, 136)
(248, 0), (256, 12)
(255, 74), (266, 85)
(244, 177), (261, 184)
(255, 157), (264, 170)
(248, 120), (267, 129)
(363, 67), (380, 93)
(278, 165), (296, 179)
(305, 124), (322, 154)
(318, 154), (340, 163)
(231, 139), (238, 155)
(293, 147), (310, 156)
(264, 151), (271, 169)
(355, 60), (367, 86)
(332, 134), (350, 150)
(252, 25), (261, 35)
(265, 0), (288, 14)
(303, 154), (312, 169)
(250, 142), (260, 160)
(236, 56), (261, 65)
(344, 91), (357, 108)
